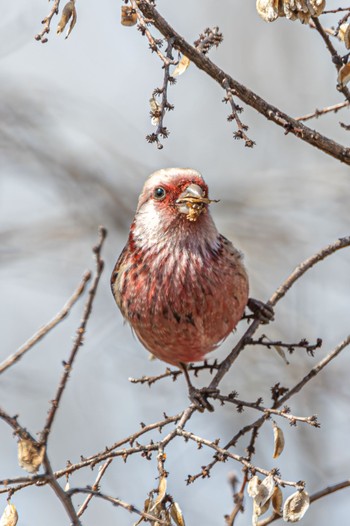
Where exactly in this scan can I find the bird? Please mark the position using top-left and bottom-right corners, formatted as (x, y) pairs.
(111, 167), (251, 411)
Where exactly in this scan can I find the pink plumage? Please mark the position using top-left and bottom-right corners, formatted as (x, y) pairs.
(111, 168), (249, 368)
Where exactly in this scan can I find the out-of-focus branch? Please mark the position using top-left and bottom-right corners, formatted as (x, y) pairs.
(0, 271), (91, 375)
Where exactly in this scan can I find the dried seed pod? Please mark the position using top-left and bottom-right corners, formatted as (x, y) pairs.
(338, 63), (350, 87)
(57, 1), (76, 38)
(0, 504), (18, 526)
(173, 56), (191, 77)
(272, 423), (285, 459)
(256, 0), (280, 22)
(18, 438), (45, 474)
(121, 6), (137, 27)
(170, 502), (186, 526)
(149, 97), (161, 126)
(297, 10), (311, 23)
(254, 474), (275, 508)
(151, 475), (167, 510)
(283, 490), (310, 522)
(339, 24), (350, 49)
(247, 475), (261, 498)
(253, 495), (270, 517)
(308, 0), (325, 16)
(271, 486), (283, 515)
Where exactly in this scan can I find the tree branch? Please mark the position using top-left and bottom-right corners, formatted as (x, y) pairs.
(137, 1), (350, 164)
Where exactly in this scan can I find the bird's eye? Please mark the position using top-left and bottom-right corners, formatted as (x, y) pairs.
(153, 187), (166, 200)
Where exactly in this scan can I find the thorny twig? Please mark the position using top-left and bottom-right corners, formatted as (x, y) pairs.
(69, 488), (168, 524)
(246, 335), (323, 356)
(222, 78), (255, 147)
(146, 39), (175, 149)
(0, 271), (91, 375)
(35, 0), (61, 43)
(129, 359), (220, 385)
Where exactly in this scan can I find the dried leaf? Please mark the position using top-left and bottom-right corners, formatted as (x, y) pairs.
(57, 1), (75, 35)
(170, 502), (186, 526)
(247, 475), (261, 498)
(254, 474), (275, 508)
(256, 0), (280, 22)
(121, 6), (137, 27)
(173, 56), (191, 77)
(149, 97), (161, 126)
(339, 24), (350, 50)
(283, 490), (310, 522)
(338, 63), (350, 87)
(0, 504), (18, 526)
(272, 423), (285, 459)
(18, 438), (45, 474)
(271, 486), (283, 515)
(65, 6), (77, 39)
(151, 476), (167, 510)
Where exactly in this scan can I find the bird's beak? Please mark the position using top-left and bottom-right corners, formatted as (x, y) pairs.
(176, 184), (219, 222)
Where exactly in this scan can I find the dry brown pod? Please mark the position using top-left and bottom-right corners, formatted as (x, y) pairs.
(18, 438), (45, 474)
(121, 6), (137, 27)
(271, 486), (283, 515)
(256, 0), (280, 22)
(272, 423), (285, 459)
(149, 97), (161, 126)
(339, 24), (350, 50)
(151, 475), (167, 510)
(173, 56), (191, 77)
(283, 490), (310, 522)
(0, 504), (18, 526)
(170, 502), (186, 526)
(338, 63), (350, 87)
(57, 1), (77, 38)
(254, 474), (275, 508)
(247, 475), (261, 498)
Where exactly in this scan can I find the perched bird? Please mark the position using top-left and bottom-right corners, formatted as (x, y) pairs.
(111, 168), (250, 410)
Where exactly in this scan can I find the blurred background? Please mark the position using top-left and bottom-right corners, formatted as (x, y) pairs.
(1, 1), (349, 524)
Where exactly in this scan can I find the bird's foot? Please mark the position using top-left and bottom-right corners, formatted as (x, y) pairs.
(187, 386), (218, 412)
(247, 298), (274, 324)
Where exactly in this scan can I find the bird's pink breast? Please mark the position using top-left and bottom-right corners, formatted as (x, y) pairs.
(116, 237), (249, 366)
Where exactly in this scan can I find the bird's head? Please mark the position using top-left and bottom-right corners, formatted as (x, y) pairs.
(136, 167), (219, 223)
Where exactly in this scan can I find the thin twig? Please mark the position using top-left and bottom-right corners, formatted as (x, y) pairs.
(35, 0), (61, 43)
(0, 271), (91, 375)
(296, 100), (350, 122)
(77, 459), (113, 517)
(178, 429), (304, 489)
(69, 488), (167, 524)
(222, 78), (255, 147)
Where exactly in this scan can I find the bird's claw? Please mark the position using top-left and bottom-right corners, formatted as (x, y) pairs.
(188, 386), (218, 412)
(247, 298), (274, 324)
